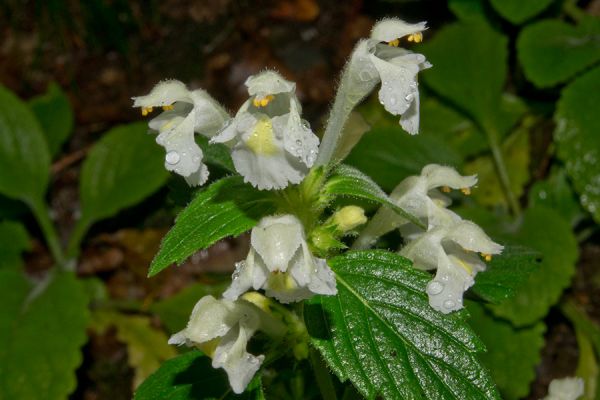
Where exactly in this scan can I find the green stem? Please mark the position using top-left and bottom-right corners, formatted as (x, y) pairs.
(309, 347), (338, 400)
(65, 217), (92, 260)
(564, 0), (585, 23)
(484, 125), (522, 217)
(29, 199), (67, 267)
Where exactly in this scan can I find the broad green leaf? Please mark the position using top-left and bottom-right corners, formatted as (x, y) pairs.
(79, 122), (170, 227)
(196, 135), (235, 172)
(29, 82), (74, 156)
(134, 350), (265, 400)
(0, 220), (30, 269)
(324, 164), (424, 228)
(467, 302), (545, 400)
(0, 270), (90, 399)
(345, 127), (461, 192)
(476, 207), (578, 326)
(305, 250), (500, 400)
(151, 281), (228, 334)
(0, 195), (28, 219)
(419, 21), (507, 129)
(149, 176), (276, 277)
(554, 66), (600, 223)
(464, 127), (530, 208)
(471, 246), (540, 304)
(91, 310), (177, 388)
(529, 168), (584, 227)
(517, 19), (600, 87)
(489, 0), (554, 24)
(448, 0), (488, 21)
(0, 85), (51, 204)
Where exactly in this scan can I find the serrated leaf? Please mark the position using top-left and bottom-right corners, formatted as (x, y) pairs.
(467, 206), (578, 326)
(149, 176), (276, 277)
(134, 350), (265, 400)
(0, 85), (51, 204)
(91, 310), (177, 388)
(28, 82), (74, 157)
(420, 21), (507, 130)
(151, 282), (228, 334)
(467, 302), (545, 400)
(471, 245), (540, 304)
(345, 126), (462, 192)
(0, 270), (90, 399)
(0, 220), (30, 269)
(517, 19), (600, 87)
(554, 66), (600, 223)
(489, 0), (554, 24)
(529, 168), (584, 227)
(79, 123), (170, 228)
(305, 250), (500, 400)
(325, 164), (424, 228)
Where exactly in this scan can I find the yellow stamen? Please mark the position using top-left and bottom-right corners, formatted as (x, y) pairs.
(461, 187), (471, 196)
(407, 32), (423, 43)
(141, 106), (153, 116)
(162, 104), (174, 111)
(481, 253), (492, 262)
(388, 39), (400, 47)
(246, 117), (278, 155)
(253, 94), (274, 108)
(441, 186), (451, 193)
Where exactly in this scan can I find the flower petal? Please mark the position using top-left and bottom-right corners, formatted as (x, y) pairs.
(370, 18), (428, 42)
(132, 79), (192, 107)
(370, 54), (420, 117)
(445, 220), (504, 254)
(245, 70), (295, 98)
(251, 215), (304, 272)
(426, 250), (474, 314)
(279, 103), (319, 167)
(421, 164), (478, 190)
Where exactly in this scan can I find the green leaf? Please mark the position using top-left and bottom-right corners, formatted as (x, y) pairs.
(420, 21), (507, 129)
(345, 126), (462, 192)
(28, 82), (74, 156)
(489, 0), (554, 24)
(554, 66), (600, 223)
(0, 85), (51, 204)
(149, 176), (276, 277)
(79, 122), (170, 226)
(467, 302), (545, 400)
(529, 168), (584, 227)
(196, 135), (235, 172)
(134, 350), (265, 400)
(464, 126), (530, 208)
(151, 282), (228, 334)
(0, 270), (90, 399)
(471, 246), (540, 304)
(0, 220), (30, 269)
(448, 0), (488, 21)
(91, 310), (177, 388)
(305, 250), (500, 400)
(324, 165), (424, 228)
(517, 19), (600, 87)
(474, 206), (578, 327)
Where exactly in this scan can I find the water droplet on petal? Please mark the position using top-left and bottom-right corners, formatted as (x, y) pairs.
(389, 96), (397, 106)
(405, 93), (413, 101)
(426, 281), (444, 295)
(443, 299), (456, 310)
(165, 151), (180, 165)
(296, 139), (302, 147)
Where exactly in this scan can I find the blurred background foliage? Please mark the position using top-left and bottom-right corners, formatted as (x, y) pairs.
(0, 0), (599, 399)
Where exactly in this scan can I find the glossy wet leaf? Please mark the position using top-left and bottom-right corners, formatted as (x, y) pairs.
(0, 85), (50, 205)
(0, 220), (30, 269)
(554, 66), (600, 223)
(149, 176), (276, 277)
(471, 246), (540, 304)
(29, 82), (73, 156)
(529, 168), (584, 227)
(489, 0), (554, 24)
(467, 302), (545, 400)
(134, 350), (265, 400)
(305, 250), (500, 400)
(0, 270), (90, 399)
(518, 19), (600, 87)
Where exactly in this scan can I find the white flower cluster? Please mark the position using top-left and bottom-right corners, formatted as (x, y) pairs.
(355, 164), (503, 314)
(542, 377), (584, 400)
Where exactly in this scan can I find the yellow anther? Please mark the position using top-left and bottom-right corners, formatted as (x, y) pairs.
(253, 94), (274, 108)
(388, 39), (400, 47)
(141, 106), (153, 116)
(441, 186), (451, 193)
(481, 253), (492, 262)
(461, 187), (471, 196)
(407, 32), (423, 43)
(162, 104), (174, 111)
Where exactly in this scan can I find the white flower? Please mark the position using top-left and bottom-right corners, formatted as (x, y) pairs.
(542, 377), (584, 400)
(133, 80), (229, 186)
(211, 71), (319, 190)
(223, 214), (337, 303)
(169, 295), (285, 394)
(350, 18), (431, 134)
(400, 219), (503, 313)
